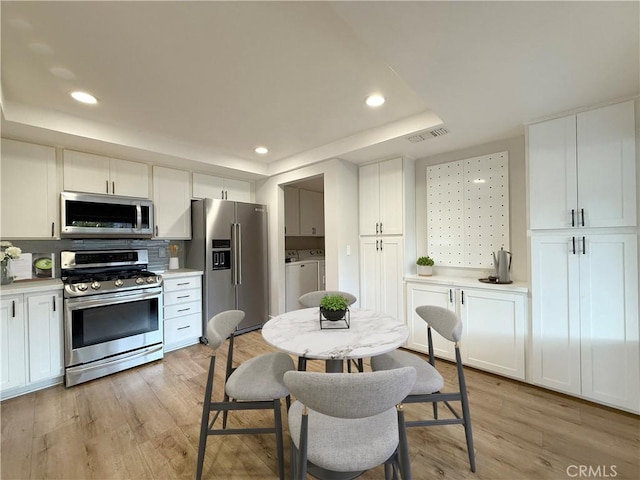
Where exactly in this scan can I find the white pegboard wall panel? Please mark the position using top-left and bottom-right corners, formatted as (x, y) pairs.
(426, 161), (464, 266)
(426, 151), (510, 269)
(464, 152), (509, 268)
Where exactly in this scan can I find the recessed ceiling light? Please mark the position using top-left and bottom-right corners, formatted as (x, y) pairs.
(28, 42), (54, 55)
(70, 91), (98, 104)
(255, 146), (269, 155)
(365, 94), (385, 107)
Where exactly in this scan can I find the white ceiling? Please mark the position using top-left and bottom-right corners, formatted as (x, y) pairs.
(1, 1), (638, 180)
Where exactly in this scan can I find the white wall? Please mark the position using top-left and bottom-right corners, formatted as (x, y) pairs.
(255, 158), (360, 315)
(415, 135), (527, 282)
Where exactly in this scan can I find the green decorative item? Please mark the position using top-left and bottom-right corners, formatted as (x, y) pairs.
(416, 256), (435, 277)
(319, 294), (349, 321)
(0, 241), (22, 285)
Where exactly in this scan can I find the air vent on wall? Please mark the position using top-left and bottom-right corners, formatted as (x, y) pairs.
(406, 127), (450, 143)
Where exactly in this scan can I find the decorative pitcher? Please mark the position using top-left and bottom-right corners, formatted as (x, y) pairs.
(492, 247), (512, 283)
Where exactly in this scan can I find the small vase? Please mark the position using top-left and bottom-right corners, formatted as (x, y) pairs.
(320, 307), (346, 322)
(417, 265), (433, 277)
(1, 260), (13, 285)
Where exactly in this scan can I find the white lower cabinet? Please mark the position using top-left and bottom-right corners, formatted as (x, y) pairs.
(1, 290), (63, 400)
(405, 279), (527, 380)
(405, 283), (456, 361)
(163, 274), (203, 352)
(531, 233), (639, 412)
(360, 237), (404, 325)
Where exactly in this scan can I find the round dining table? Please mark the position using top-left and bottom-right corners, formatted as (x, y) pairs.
(261, 307), (409, 372)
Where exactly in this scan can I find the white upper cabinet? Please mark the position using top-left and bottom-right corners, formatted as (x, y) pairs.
(359, 157), (407, 236)
(299, 189), (324, 236)
(64, 149), (150, 198)
(1, 139), (58, 239)
(153, 166), (191, 239)
(528, 100), (636, 229)
(192, 172), (251, 202)
(284, 187), (300, 236)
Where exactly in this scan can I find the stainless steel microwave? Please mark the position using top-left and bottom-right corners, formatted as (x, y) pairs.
(61, 191), (154, 238)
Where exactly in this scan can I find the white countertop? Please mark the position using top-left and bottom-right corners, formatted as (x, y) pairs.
(262, 307), (408, 360)
(157, 268), (203, 278)
(0, 278), (63, 295)
(405, 274), (529, 293)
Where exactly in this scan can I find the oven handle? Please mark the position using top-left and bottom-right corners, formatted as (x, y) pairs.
(66, 343), (163, 374)
(65, 289), (162, 309)
(136, 204), (142, 231)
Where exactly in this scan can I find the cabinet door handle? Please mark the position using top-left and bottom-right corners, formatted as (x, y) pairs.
(375, 222), (379, 234)
(221, 189), (225, 199)
(375, 240), (379, 251)
(106, 180), (109, 194)
(12, 300), (16, 318)
(449, 289), (453, 304)
(177, 282), (190, 286)
(177, 308), (191, 313)
(380, 240), (383, 251)
(379, 222), (383, 234)
(571, 209), (575, 227)
(51, 222), (55, 237)
(461, 290), (465, 305)
(572, 236), (576, 255)
(155, 225), (159, 236)
(112, 181), (115, 194)
(177, 325), (190, 331)
(52, 296), (56, 312)
(581, 208), (585, 227)
(582, 236), (586, 255)
(177, 295), (190, 299)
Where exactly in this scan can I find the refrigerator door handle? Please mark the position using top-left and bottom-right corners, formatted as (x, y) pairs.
(231, 222), (238, 285)
(236, 222), (242, 285)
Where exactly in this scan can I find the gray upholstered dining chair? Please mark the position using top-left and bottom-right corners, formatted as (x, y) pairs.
(196, 310), (295, 480)
(371, 305), (476, 472)
(297, 290), (362, 372)
(284, 367), (417, 480)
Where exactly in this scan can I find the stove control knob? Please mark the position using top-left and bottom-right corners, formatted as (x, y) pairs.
(77, 283), (88, 292)
(114, 279), (124, 287)
(91, 281), (101, 290)
(146, 276), (156, 284)
(135, 277), (144, 285)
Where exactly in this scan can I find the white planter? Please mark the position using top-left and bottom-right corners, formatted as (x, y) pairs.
(417, 265), (433, 277)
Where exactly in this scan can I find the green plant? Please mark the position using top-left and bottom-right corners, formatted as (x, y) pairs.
(416, 256), (434, 267)
(319, 294), (349, 311)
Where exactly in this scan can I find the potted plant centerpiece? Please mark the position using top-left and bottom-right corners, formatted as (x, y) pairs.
(319, 294), (349, 321)
(417, 256), (434, 277)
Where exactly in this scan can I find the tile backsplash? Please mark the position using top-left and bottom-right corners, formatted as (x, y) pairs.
(8, 239), (186, 277)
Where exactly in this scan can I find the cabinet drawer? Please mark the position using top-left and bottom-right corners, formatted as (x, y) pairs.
(164, 288), (201, 306)
(163, 276), (201, 292)
(165, 313), (202, 344)
(164, 300), (201, 319)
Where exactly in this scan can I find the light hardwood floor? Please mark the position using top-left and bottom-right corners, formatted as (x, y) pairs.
(1, 331), (639, 480)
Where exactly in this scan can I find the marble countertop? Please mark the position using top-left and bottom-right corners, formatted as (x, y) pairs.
(405, 274), (529, 293)
(262, 307), (408, 360)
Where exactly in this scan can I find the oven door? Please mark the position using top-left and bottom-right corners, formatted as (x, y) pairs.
(65, 288), (163, 368)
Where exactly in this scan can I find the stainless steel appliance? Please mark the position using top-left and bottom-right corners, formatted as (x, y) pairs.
(284, 249), (325, 312)
(61, 191), (153, 238)
(61, 249), (163, 386)
(186, 198), (268, 336)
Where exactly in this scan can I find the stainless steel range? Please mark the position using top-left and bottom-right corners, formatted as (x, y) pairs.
(61, 249), (163, 387)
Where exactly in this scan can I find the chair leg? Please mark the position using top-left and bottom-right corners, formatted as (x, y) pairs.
(357, 358), (364, 372)
(273, 399), (285, 480)
(196, 355), (216, 480)
(397, 407), (412, 480)
(347, 360), (352, 373)
(456, 355), (476, 473)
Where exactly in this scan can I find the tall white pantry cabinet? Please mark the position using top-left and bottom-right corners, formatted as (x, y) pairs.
(528, 99), (639, 413)
(358, 157), (415, 325)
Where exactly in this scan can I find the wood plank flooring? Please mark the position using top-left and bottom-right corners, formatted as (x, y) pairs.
(2, 331), (638, 479)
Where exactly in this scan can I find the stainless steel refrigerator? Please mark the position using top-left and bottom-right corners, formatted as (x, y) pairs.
(186, 198), (269, 338)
